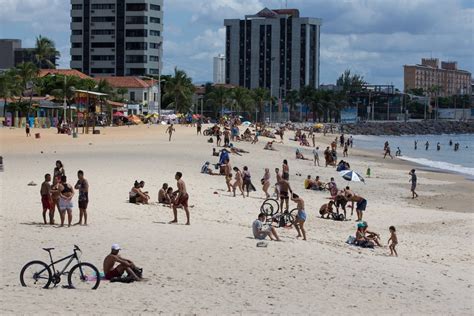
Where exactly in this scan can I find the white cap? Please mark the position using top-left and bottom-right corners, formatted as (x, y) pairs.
(111, 244), (121, 251)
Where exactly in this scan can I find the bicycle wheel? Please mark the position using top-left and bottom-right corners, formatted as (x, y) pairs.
(260, 202), (276, 217)
(20, 260), (52, 289)
(261, 198), (279, 215)
(68, 262), (100, 290)
(281, 210), (297, 228)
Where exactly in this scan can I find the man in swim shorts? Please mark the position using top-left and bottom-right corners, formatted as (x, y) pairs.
(170, 172), (190, 225)
(103, 244), (141, 281)
(40, 173), (53, 224)
(278, 177), (292, 212)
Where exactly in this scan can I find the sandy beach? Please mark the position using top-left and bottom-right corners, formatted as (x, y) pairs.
(0, 124), (473, 315)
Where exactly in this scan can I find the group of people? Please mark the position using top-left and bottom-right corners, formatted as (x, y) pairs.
(40, 160), (89, 227)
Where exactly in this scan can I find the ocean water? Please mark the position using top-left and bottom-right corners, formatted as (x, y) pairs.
(353, 134), (474, 177)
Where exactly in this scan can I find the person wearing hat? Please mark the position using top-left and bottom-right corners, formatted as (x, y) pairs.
(103, 244), (141, 281)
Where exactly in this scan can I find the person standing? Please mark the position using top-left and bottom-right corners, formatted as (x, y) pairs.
(170, 172), (190, 225)
(58, 175), (74, 227)
(313, 147), (320, 166)
(165, 124), (175, 142)
(409, 169), (418, 199)
(291, 193), (307, 241)
(343, 143), (349, 157)
(384, 145), (393, 159)
(40, 174), (53, 224)
(282, 159), (289, 180)
(242, 166), (254, 197)
(74, 170), (89, 226)
(262, 168), (271, 198)
(425, 141), (429, 150)
(196, 121), (202, 135)
(25, 123), (31, 137)
(312, 133), (316, 147)
(232, 167), (245, 198)
(437, 142), (441, 151)
(414, 140), (418, 150)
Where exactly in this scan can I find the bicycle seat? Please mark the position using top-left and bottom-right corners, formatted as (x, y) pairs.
(42, 247), (55, 252)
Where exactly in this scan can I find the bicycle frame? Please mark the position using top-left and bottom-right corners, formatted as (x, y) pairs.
(46, 249), (81, 277)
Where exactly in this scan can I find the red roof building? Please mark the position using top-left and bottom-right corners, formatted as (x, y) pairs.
(39, 69), (91, 79)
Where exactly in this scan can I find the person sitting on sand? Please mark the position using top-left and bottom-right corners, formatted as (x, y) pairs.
(158, 183), (169, 204)
(319, 201), (335, 219)
(304, 175), (315, 190)
(252, 213), (281, 241)
(129, 181), (149, 204)
(362, 222), (381, 246)
(355, 222), (375, 248)
(201, 161), (217, 175)
(264, 141), (276, 150)
(103, 244), (141, 281)
(295, 148), (311, 160)
(291, 193), (307, 240)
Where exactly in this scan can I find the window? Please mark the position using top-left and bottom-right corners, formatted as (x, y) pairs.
(126, 3), (147, 11)
(91, 68), (114, 74)
(71, 55), (82, 61)
(144, 92), (148, 100)
(149, 68), (160, 75)
(149, 55), (159, 62)
(91, 42), (115, 48)
(126, 42), (147, 50)
(150, 42), (161, 49)
(72, 42), (82, 48)
(72, 17), (82, 22)
(126, 55), (147, 63)
(126, 29), (147, 37)
(150, 30), (160, 36)
(150, 17), (160, 24)
(150, 4), (161, 11)
(91, 4), (115, 10)
(91, 29), (115, 35)
(91, 16), (115, 22)
(128, 68), (146, 76)
(130, 91), (136, 101)
(126, 16), (147, 24)
(72, 30), (82, 35)
(91, 55), (115, 61)
(72, 4), (82, 10)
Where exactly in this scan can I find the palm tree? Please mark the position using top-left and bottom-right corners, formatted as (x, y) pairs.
(34, 35), (60, 69)
(163, 67), (194, 113)
(336, 69), (366, 93)
(16, 62), (39, 115)
(51, 75), (79, 121)
(116, 87), (129, 102)
(285, 89), (299, 116)
(251, 88), (269, 122)
(0, 69), (22, 117)
(207, 86), (230, 118)
(230, 86), (252, 115)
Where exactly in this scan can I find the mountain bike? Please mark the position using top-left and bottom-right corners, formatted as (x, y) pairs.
(20, 245), (100, 290)
(260, 198), (297, 228)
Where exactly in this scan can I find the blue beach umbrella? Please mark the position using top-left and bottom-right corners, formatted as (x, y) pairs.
(339, 170), (365, 183)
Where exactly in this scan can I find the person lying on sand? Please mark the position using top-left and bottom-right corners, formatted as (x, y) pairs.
(103, 244), (142, 281)
(319, 201), (335, 219)
(229, 143), (249, 154)
(252, 213), (281, 241)
(264, 141), (277, 150)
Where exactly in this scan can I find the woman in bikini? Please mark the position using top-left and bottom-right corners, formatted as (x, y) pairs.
(262, 168), (271, 198)
(129, 181), (149, 204)
(58, 175), (74, 227)
(232, 167), (245, 198)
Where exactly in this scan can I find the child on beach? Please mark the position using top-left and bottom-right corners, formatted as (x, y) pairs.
(388, 226), (398, 256)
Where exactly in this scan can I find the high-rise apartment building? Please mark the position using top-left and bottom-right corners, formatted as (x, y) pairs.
(404, 58), (472, 97)
(70, 0), (163, 77)
(224, 8), (321, 97)
(0, 39), (56, 69)
(213, 54), (226, 84)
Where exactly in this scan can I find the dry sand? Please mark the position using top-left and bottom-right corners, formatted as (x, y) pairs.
(0, 124), (473, 315)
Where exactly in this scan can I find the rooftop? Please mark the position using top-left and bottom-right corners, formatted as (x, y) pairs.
(94, 76), (152, 89)
(39, 69), (91, 79)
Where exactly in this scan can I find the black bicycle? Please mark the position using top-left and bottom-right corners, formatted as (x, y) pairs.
(260, 198), (298, 228)
(20, 245), (100, 290)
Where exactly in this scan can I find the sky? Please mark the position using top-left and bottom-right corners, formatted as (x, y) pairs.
(0, 0), (473, 89)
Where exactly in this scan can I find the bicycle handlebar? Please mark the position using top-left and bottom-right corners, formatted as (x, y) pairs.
(74, 245), (81, 252)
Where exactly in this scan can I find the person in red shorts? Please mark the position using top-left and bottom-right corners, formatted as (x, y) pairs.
(103, 244), (141, 281)
(40, 174), (54, 224)
(169, 172), (190, 225)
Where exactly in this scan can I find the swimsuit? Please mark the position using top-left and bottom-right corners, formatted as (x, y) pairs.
(280, 191), (289, 200)
(41, 194), (51, 209)
(174, 193), (189, 207)
(59, 185), (73, 211)
(105, 267), (122, 280)
(297, 209), (307, 221)
(356, 199), (367, 211)
(76, 180), (89, 209)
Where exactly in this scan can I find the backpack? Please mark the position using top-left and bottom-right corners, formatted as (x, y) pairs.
(332, 213), (345, 221)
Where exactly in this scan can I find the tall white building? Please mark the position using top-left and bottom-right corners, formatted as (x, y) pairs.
(213, 54), (226, 84)
(70, 0), (163, 77)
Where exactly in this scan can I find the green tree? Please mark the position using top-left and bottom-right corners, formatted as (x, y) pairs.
(16, 62), (39, 114)
(336, 69), (366, 93)
(206, 86), (230, 118)
(230, 86), (252, 115)
(116, 87), (129, 102)
(34, 35), (60, 69)
(251, 88), (270, 122)
(163, 67), (194, 113)
(0, 69), (22, 116)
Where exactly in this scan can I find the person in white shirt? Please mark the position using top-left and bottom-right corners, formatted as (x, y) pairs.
(252, 213), (281, 241)
(313, 147), (320, 166)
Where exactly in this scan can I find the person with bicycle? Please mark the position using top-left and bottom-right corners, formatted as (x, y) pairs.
(252, 213), (281, 241)
(103, 244), (141, 281)
(291, 193), (307, 241)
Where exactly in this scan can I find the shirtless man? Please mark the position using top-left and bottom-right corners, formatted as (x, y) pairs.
(291, 193), (307, 240)
(278, 177), (292, 212)
(223, 159), (232, 192)
(232, 167), (245, 198)
(319, 200), (335, 219)
(74, 170), (89, 226)
(170, 172), (190, 225)
(40, 174), (53, 224)
(223, 128), (231, 147)
(165, 124), (175, 142)
(158, 183), (170, 204)
(347, 192), (367, 222)
(103, 244), (140, 281)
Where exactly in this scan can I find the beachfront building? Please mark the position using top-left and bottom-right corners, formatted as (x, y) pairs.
(404, 58), (472, 97)
(224, 8), (322, 98)
(70, 0), (163, 78)
(0, 39), (57, 70)
(213, 54), (226, 84)
(94, 76), (158, 114)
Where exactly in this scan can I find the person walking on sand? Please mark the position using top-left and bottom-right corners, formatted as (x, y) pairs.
(74, 170), (89, 225)
(437, 142), (441, 151)
(388, 226), (398, 256)
(232, 167), (245, 198)
(223, 159), (232, 192)
(58, 175), (74, 227)
(291, 193), (307, 240)
(170, 172), (190, 225)
(262, 168), (271, 198)
(313, 147), (320, 166)
(384, 145), (393, 159)
(242, 166), (255, 197)
(40, 174), (54, 224)
(282, 159), (289, 180)
(165, 124), (175, 142)
(409, 169), (418, 198)
(26, 123), (31, 137)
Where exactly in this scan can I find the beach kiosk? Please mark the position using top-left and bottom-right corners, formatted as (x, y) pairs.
(74, 90), (108, 134)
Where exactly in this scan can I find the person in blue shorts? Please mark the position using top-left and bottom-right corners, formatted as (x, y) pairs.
(291, 193), (307, 241)
(349, 194), (367, 222)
